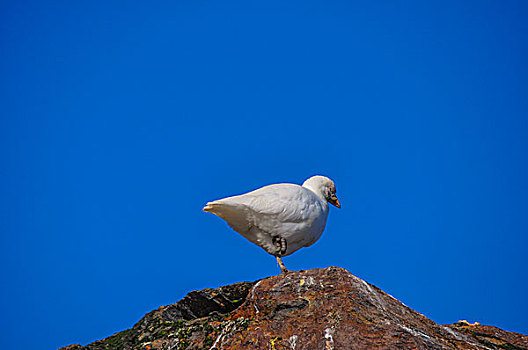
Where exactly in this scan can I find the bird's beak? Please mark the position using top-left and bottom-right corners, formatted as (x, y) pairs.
(329, 194), (341, 208)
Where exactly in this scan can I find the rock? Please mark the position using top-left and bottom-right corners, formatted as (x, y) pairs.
(60, 267), (528, 350)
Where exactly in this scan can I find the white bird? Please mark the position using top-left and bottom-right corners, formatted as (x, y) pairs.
(203, 175), (340, 274)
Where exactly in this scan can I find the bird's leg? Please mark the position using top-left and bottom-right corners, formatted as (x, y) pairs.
(276, 256), (289, 275)
(273, 236), (289, 274)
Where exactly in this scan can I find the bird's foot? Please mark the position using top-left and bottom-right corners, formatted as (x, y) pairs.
(272, 236), (287, 256)
(276, 256), (289, 275)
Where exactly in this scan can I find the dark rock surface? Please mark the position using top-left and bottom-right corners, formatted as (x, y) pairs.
(61, 267), (527, 350)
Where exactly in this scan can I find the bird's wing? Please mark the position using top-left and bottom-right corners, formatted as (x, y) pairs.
(243, 184), (313, 222)
(204, 184), (317, 236)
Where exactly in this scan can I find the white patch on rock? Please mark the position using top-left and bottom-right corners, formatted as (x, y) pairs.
(210, 330), (223, 350)
(250, 280), (263, 314)
(399, 324), (431, 339)
(299, 276), (316, 293)
(324, 328), (335, 350)
(210, 320), (234, 350)
(287, 335), (298, 350)
(443, 326), (462, 340)
(351, 276), (387, 311)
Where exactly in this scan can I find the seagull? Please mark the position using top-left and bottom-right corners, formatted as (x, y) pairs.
(203, 175), (340, 274)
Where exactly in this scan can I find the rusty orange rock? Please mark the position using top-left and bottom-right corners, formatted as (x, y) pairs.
(61, 267), (528, 350)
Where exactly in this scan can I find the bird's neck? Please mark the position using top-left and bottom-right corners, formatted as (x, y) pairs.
(302, 183), (326, 202)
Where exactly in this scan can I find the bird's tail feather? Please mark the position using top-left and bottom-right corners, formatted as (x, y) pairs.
(203, 200), (251, 235)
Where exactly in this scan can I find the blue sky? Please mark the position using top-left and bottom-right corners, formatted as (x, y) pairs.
(1, 1), (527, 349)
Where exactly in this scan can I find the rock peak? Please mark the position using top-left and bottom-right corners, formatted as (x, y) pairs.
(61, 267), (528, 349)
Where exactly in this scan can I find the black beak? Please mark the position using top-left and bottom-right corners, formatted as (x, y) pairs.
(329, 194), (341, 208)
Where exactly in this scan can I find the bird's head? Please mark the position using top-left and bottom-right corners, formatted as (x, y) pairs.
(302, 175), (341, 208)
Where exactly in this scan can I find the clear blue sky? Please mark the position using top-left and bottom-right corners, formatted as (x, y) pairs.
(1, 1), (527, 349)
